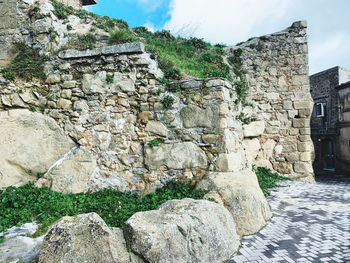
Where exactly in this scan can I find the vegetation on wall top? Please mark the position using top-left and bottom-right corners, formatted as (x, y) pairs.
(134, 27), (231, 82)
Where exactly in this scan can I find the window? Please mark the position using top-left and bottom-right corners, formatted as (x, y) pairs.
(315, 103), (325, 117)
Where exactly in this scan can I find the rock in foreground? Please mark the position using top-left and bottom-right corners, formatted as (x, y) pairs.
(124, 198), (239, 263)
(39, 213), (141, 263)
(197, 170), (273, 236)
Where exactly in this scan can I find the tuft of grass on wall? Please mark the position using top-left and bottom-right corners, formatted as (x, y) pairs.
(254, 166), (291, 197)
(0, 181), (206, 239)
(1, 43), (47, 81)
(134, 27), (231, 82)
(108, 30), (137, 45)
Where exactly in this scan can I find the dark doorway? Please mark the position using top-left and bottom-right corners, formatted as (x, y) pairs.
(322, 140), (335, 170)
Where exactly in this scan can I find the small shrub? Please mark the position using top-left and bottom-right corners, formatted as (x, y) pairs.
(106, 74), (114, 84)
(235, 80), (247, 101)
(164, 68), (181, 81)
(184, 37), (209, 50)
(108, 30), (137, 45)
(253, 166), (290, 196)
(29, 105), (37, 112)
(153, 30), (175, 41)
(166, 83), (180, 93)
(1, 70), (15, 81)
(148, 139), (163, 148)
(161, 95), (175, 109)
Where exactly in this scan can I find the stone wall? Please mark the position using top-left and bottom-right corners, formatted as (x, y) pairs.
(1, 42), (252, 194)
(225, 21), (314, 182)
(0, 1), (315, 193)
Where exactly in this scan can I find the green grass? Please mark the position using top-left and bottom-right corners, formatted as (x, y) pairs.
(108, 30), (137, 45)
(134, 27), (231, 81)
(0, 181), (206, 239)
(254, 166), (291, 196)
(148, 139), (163, 148)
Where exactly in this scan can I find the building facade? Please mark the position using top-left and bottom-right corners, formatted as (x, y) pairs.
(310, 66), (350, 172)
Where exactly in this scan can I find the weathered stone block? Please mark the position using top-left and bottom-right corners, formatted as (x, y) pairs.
(196, 170), (272, 236)
(297, 141), (313, 152)
(293, 100), (312, 110)
(214, 152), (243, 172)
(57, 99), (72, 109)
(274, 162), (293, 174)
(299, 128), (311, 135)
(124, 199), (239, 263)
(300, 152), (311, 162)
(286, 153), (299, 162)
(145, 142), (207, 170)
(293, 118), (310, 128)
(298, 108), (311, 117)
(294, 162), (313, 173)
(283, 101), (293, 110)
(243, 121), (265, 137)
(180, 105), (218, 129)
(145, 121), (169, 137)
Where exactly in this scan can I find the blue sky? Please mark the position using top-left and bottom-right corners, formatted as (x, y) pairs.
(87, 0), (350, 75)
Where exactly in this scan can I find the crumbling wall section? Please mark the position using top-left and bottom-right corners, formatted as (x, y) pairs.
(226, 21), (315, 182)
(0, 42), (250, 193)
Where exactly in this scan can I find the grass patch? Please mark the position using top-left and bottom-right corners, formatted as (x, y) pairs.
(0, 181), (206, 238)
(108, 29), (137, 45)
(254, 166), (291, 197)
(134, 27), (231, 81)
(1, 43), (47, 81)
(148, 138), (163, 148)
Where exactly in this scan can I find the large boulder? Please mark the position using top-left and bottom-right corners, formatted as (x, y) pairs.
(145, 142), (207, 170)
(124, 198), (239, 263)
(39, 213), (141, 263)
(0, 109), (75, 189)
(196, 170), (272, 236)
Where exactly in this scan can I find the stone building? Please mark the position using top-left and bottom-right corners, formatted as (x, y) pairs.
(310, 66), (350, 172)
(336, 80), (350, 171)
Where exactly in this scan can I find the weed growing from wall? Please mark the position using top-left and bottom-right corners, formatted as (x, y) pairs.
(254, 166), (290, 196)
(161, 95), (175, 109)
(1, 43), (47, 81)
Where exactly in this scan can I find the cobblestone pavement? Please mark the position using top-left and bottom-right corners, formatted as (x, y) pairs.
(229, 175), (350, 263)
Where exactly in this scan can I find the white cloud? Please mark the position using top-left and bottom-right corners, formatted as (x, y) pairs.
(164, 0), (292, 44)
(143, 21), (156, 32)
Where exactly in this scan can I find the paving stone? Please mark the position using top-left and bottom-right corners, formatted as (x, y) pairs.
(230, 175), (350, 263)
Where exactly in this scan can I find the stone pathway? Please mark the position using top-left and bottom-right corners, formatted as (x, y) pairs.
(229, 175), (350, 263)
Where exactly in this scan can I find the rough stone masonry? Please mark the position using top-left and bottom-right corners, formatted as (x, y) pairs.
(0, 1), (314, 195)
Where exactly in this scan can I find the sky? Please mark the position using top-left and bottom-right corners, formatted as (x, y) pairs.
(87, 0), (350, 75)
